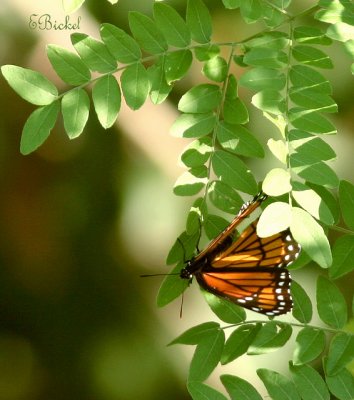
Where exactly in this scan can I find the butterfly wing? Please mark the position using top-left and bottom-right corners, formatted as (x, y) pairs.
(195, 221), (300, 316)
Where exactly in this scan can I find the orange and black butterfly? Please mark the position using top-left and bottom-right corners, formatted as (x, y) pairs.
(180, 192), (301, 316)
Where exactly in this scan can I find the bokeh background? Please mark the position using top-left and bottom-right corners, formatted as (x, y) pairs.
(0, 0), (353, 399)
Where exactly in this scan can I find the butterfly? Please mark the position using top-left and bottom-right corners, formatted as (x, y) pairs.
(180, 192), (301, 316)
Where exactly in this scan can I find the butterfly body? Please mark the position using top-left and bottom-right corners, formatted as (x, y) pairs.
(180, 193), (300, 316)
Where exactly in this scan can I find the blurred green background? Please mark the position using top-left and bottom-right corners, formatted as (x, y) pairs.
(0, 0), (353, 399)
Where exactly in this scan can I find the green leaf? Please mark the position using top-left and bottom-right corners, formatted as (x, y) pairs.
(209, 180), (244, 214)
(147, 62), (172, 104)
(292, 45), (333, 69)
(187, 381), (228, 400)
(221, 324), (261, 364)
(203, 291), (246, 324)
(186, 198), (205, 236)
(291, 161), (339, 189)
(290, 65), (332, 94)
(204, 214), (229, 240)
(173, 170), (206, 196)
(330, 235), (354, 279)
(189, 328), (225, 381)
(1, 65), (58, 106)
(290, 363), (330, 400)
(239, 68), (286, 91)
(92, 75), (121, 129)
(223, 97), (249, 124)
(120, 62), (150, 110)
(202, 56), (228, 82)
(221, 374), (263, 400)
(326, 368), (354, 400)
(212, 150), (257, 194)
(252, 90), (286, 114)
(100, 23), (141, 63)
(339, 180), (354, 230)
(257, 368), (301, 400)
(166, 230), (199, 265)
(240, 0), (263, 24)
(169, 322), (220, 346)
(326, 22), (354, 42)
(291, 137), (336, 164)
(62, 88), (90, 139)
(325, 332), (354, 376)
(178, 84), (221, 113)
(291, 281), (313, 323)
(257, 201), (292, 237)
(245, 31), (289, 50)
(317, 276), (348, 328)
(267, 139), (288, 164)
(290, 109), (337, 134)
(156, 263), (189, 307)
(315, 1), (354, 25)
(20, 101), (59, 155)
(128, 11), (167, 54)
(164, 49), (193, 84)
(292, 181), (334, 225)
(153, 3), (191, 47)
(71, 33), (117, 73)
(244, 48), (288, 69)
(170, 113), (216, 138)
(289, 87), (337, 113)
(181, 136), (212, 168)
(262, 169), (292, 197)
(248, 322), (292, 355)
(293, 327), (325, 365)
(194, 44), (220, 61)
(62, 0), (85, 13)
(307, 182), (340, 224)
(216, 121), (264, 158)
(47, 45), (91, 86)
(186, 0), (212, 44)
(290, 207), (332, 268)
(294, 26), (332, 45)
(222, 0), (241, 9)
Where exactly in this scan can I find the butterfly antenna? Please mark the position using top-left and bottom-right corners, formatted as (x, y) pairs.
(179, 291), (185, 319)
(140, 273), (180, 278)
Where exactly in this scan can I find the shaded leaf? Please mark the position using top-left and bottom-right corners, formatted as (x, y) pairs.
(203, 291), (246, 324)
(1, 65), (58, 106)
(120, 62), (150, 110)
(212, 150), (257, 194)
(292, 45), (333, 68)
(179, 84), (221, 113)
(153, 3), (191, 47)
(164, 49), (193, 84)
(71, 33), (117, 73)
(257, 368), (301, 400)
(187, 381), (228, 400)
(221, 374), (263, 400)
(239, 67), (286, 91)
(20, 101), (59, 155)
(100, 23), (141, 63)
(186, 0), (213, 44)
(339, 180), (354, 230)
(92, 74), (121, 129)
(129, 11), (167, 54)
(169, 322), (220, 346)
(47, 45), (91, 85)
(208, 180), (244, 214)
(326, 367), (354, 400)
(156, 263), (189, 307)
(170, 113), (216, 138)
(62, 89), (90, 139)
(291, 280), (313, 324)
(189, 328), (225, 381)
(293, 327), (325, 365)
(290, 207), (332, 268)
(248, 322), (292, 355)
(290, 363), (330, 400)
(325, 332), (354, 376)
(317, 275), (347, 329)
(330, 235), (354, 279)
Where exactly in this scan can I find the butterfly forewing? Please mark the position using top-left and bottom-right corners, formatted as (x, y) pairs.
(181, 192), (301, 316)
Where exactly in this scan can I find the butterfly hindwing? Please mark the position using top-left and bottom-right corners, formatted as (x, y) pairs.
(181, 192), (301, 316)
